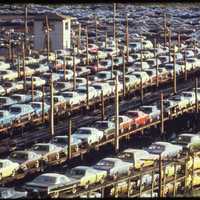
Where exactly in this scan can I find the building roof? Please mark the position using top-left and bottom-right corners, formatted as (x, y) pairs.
(34, 12), (71, 21)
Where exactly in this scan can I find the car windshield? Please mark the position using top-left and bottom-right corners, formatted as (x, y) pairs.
(140, 107), (152, 113)
(33, 175), (57, 184)
(149, 144), (165, 151)
(33, 145), (49, 152)
(56, 83), (65, 88)
(76, 129), (91, 134)
(170, 96), (181, 101)
(0, 112), (4, 118)
(10, 107), (21, 113)
(0, 98), (6, 104)
(63, 93), (73, 98)
(70, 169), (85, 176)
(10, 152), (28, 160)
(177, 136), (192, 143)
(96, 160), (114, 168)
(182, 93), (192, 97)
(97, 73), (107, 79)
(163, 101), (170, 107)
(93, 85), (102, 90)
(147, 60), (154, 65)
(77, 88), (86, 93)
(53, 137), (68, 145)
(94, 122), (108, 130)
(118, 152), (132, 161)
(31, 103), (41, 109)
(12, 96), (21, 101)
(100, 61), (108, 65)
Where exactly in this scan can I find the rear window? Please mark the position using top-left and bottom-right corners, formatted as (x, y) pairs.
(33, 145), (49, 152)
(96, 160), (114, 167)
(10, 107), (21, 113)
(71, 169), (85, 176)
(10, 152), (28, 160)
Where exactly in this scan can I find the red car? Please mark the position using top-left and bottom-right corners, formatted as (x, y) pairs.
(126, 110), (151, 128)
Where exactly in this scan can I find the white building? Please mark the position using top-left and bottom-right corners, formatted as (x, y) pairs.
(33, 13), (71, 51)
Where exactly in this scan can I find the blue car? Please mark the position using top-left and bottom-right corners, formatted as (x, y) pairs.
(30, 101), (50, 116)
(9, 104), (35, 122)
(0, 110), (14, 127)
(0, 97), (17, 108)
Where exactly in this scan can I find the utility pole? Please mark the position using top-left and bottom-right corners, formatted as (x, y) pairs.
(184, 48), (187, 81)
(95, 15), (98, 46)
(8, 31), (11, 61)
(45, 16), (50, 63)
(160, 93), (164, 137)
(50, 74), (54, 136)
(113, 3), (116, 46)
(115, 73), (119, 153)
(125, 15), (129, 62)
(42, 85), (45, 123)
(111, 55), (114, 79)
(22, 40), (26, 92)
(156, 54), (159, 87)
(173, 45), (177, 94)
(86, 26), (89, 65)
(105, 32), (107, 49)
(168, 29), (171, 63)
(195, 78), (198, 113)
(122, 53), (126, 97)
(77, 23), (81, 53)
(31, 76), (34, 102)
(24, 4), (28, 56)
(164, 13), (167, 48)
(178, 33), (181, 52)
(101, 90), (105, 121)
(68, 119), (72, 159)
(140, 36), (143, 71)
(73, 44), (76, 91)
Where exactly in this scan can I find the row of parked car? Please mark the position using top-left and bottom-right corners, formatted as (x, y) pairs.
(4, 131), (199, 198)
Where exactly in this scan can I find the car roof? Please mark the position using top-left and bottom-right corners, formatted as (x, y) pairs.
(153, 141), (171, 146)
(40, 173), (64, 178)
(102, 157), (120, 162)
(73, 166), (91, 170)
(179, 133), (197, 137)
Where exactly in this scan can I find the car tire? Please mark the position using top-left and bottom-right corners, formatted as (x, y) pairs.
(72, 185), (77, 194)
(84, 181), (90, 189)
(100, 176), (105, 184)
(12, 169), (16, 177)
(52, 192), (59, 198)
(113, 173), (118, 180)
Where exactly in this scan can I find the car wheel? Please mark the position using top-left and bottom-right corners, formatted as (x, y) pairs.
(72, 185), (77, 194)
(52, 192), (59, 198)
(84, 181), (90, 189)
(113, 173), (118, 180)
(12, 169), (16, 177)
(100, 176), (105, 184)
(35, 161), (40, 168)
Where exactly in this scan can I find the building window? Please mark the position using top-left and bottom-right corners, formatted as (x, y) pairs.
(65, 22), (68, 30)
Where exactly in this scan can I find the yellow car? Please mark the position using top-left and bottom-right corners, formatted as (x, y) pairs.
(0, 159), (20, 180)
(110, 181), (134, 197)
(117, 149), (158, 170)
(187, 155), (200, 170)
(162, 163), (181, 177)
(185, 171), (200, 188)
(69, 166), (107, 188)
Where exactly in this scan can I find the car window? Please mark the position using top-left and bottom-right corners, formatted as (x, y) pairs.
(96, 160), (114, 168)
(33, 175), (57, 184)
(10, 107), (21, 113)
(118, 152), (132, 160)
(149, 144), (165, 151)
(10, 152), (28, 160)
(76, 129), (91, 134)
(33, 145), (49, 152)
(70, 169), (86, 176)
(177, 136), (192, 143)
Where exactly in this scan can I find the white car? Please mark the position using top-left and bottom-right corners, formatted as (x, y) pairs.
(130, 71), (150, 84)
(186, 57), (200, 70)
(95, 71), (115, 81)
(0, 85), (5, 95)
(124, 75), (140, 91)
(0, 70), (18, 81)
(62, 91), (81, 106)
(146, 58), (161, 67)
(73, 127), (104, 146)
(168, 95), (190, 110)
(181, 91), (196, 105)
(92, 82), (112, 97)
(107, 80), (123, 94)
(0, 61), (10, 70)
(134, 61), (150, 70)
(145, 141), (183, 159)
(76, 86), (97, 102)
(25, 76), (46, 88)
